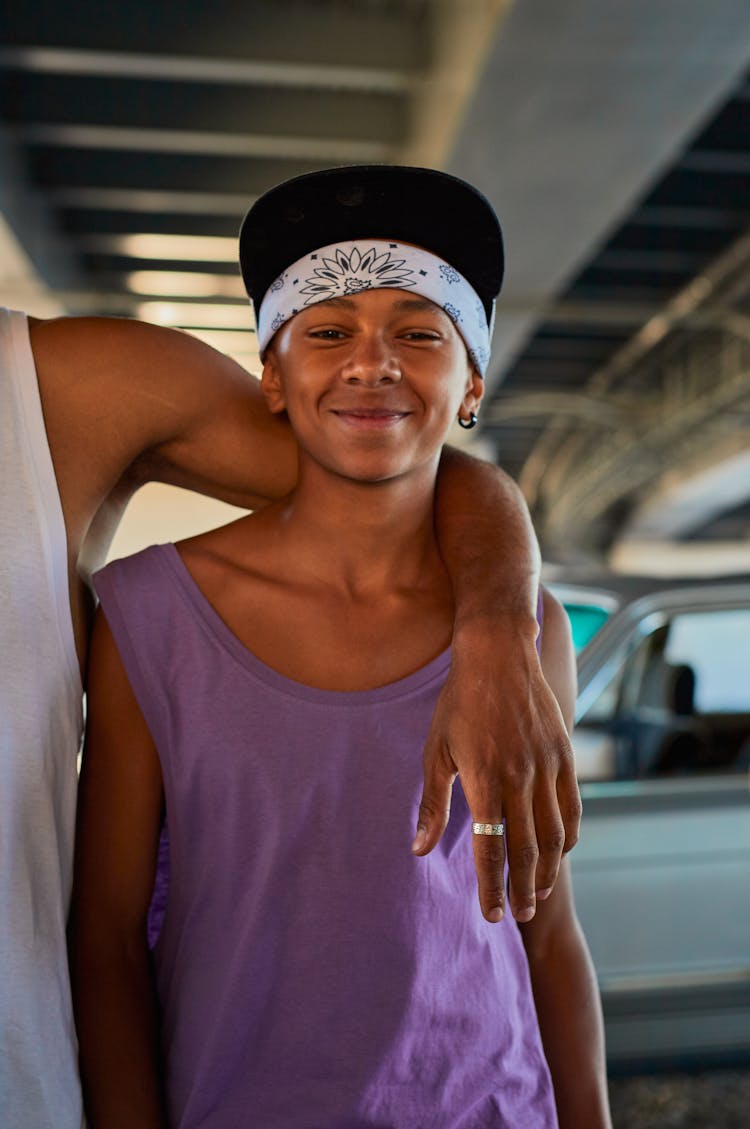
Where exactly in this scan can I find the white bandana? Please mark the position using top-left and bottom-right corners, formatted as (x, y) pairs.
(256, 239), (493, 375)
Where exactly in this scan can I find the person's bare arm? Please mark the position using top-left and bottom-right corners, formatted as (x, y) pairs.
(69, 610), (168, 1129)
(522, 861), (610, 1129)
(30, 315), (298, 517)
(415, 447), (581, 923)
(520, 590), (610, 1129)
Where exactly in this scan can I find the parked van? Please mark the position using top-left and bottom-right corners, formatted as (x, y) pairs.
(553, 576), (750, 1071)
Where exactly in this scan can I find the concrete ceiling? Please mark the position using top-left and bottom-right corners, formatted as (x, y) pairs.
(2, 0), (750, 569)
(2, 0), (506, 370)
(449, 0), (750, 566)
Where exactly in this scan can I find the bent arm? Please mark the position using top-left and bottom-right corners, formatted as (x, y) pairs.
(419, 448), (581, 922)
(69, 609), (168, 1129)
(30, 315), (298, 513)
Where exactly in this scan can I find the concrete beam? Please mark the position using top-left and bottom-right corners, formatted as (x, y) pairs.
(448, 0), (750, 394)
(617, 444), (750, 542)
(1, 0), (432, 73)
(21, 123), (391, 163)
(0, 46), (411, 94)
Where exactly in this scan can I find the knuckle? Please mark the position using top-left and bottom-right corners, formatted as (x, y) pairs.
(500, 761), (534, 795)
(511, 842), (539, 871)
(562, 781), (583, 813)
(539, 826), (566, 856)
(424, 744), (459, 782)
(480, 882), (506, 907)
(460, 744), (499, 778)
(418, 796), (451, 826)
(556, 731), (574, 754)
(535, 853), (560, 880)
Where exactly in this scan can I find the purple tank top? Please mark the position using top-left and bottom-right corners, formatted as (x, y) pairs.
(94, 545), (556, 1129)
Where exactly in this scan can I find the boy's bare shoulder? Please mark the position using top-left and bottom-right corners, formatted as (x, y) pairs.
(177, 512), (259, 562)
(175, 510), (284, 586)
(539, 587), (577, 735)
(540, 588), (572, 648)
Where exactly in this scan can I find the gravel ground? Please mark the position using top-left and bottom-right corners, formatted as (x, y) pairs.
(608, 1068), (750, 1129)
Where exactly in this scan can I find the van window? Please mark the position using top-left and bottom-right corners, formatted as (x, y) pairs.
(663, 610), (750, 713)
(578, 605), (750, 776)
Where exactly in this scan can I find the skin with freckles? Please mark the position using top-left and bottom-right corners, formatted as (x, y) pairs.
(71, 288), (609, 1129)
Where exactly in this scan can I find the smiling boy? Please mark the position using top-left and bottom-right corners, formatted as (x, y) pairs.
(70, 166), (609, 1129)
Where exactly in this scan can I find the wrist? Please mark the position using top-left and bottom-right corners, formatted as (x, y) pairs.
(452, 607), (540, 649)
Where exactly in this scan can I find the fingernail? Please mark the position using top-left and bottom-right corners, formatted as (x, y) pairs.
(515, 905), (536, 923)
(411, 828), (427, 853)
(487, 907), (503, 924)
(537, 887), (553, 901)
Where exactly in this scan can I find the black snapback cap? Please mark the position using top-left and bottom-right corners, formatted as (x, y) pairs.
(239, 164), (503, 327)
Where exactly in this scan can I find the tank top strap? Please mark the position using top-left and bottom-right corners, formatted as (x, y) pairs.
(93, 544), (194, 752)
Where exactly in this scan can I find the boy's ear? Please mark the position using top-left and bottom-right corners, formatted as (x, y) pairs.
(260, 349), (287, 414)
(461, 368), (485, 417)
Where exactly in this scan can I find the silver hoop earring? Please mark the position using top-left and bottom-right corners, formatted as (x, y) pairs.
(458, 412), (478, 430)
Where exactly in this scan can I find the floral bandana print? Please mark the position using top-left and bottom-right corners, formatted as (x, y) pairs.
(256, 239), (494, 375)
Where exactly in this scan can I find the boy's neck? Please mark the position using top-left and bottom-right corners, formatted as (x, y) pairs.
(273, 460), (444, 596)
(178, 457), (454, 691)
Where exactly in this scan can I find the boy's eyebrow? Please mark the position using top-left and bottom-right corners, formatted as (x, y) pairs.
(313, 297), (356, 311)
(392, 297), (440, 313)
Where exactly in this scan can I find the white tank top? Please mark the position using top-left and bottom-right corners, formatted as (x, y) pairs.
(0, 309), (84, 1127)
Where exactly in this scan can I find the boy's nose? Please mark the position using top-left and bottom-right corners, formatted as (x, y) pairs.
(341, 335), (402, 385)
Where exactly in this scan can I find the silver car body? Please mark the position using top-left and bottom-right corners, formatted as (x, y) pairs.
(551, 577), (750, 1070)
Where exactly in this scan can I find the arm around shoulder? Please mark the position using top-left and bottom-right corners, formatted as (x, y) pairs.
(434, 445), (540, 622)
(417, 450), (581, 926)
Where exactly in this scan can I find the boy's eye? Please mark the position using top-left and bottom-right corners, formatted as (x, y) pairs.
(402, 331), (441, 341)
(309, 328), (346, 340)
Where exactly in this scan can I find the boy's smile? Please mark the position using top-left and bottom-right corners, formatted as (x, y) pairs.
(329, 407), (412, 431)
